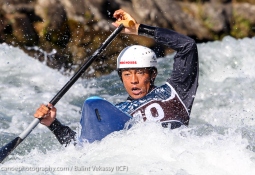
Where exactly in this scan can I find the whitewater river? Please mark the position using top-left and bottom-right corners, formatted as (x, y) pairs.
(0, 36), (255, 175)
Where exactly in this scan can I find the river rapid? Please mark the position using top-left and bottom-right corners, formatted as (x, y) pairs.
(0, 36), (255, 175)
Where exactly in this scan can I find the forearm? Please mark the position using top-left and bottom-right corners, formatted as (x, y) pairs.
(48, 119), (76, 146)
(138, 24), (195, 51)
(138, 24), (199, 112)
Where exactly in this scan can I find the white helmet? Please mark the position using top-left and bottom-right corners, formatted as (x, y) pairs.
(117, 45), (157, 69)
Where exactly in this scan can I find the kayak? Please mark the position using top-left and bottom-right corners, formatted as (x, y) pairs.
(79, 96), (131, 143)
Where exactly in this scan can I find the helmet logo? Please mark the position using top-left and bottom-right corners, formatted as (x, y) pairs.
(120, 61), (137, 64)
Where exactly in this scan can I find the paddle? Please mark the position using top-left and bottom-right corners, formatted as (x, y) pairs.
(0, 24), (124, 163)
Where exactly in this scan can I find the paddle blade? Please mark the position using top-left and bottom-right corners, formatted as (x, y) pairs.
(0, 137), (23, 163)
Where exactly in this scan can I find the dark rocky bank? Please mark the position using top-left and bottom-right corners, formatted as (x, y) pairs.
(0, 0), (255, 77)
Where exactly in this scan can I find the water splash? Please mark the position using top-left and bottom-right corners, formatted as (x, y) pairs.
(0, 36), (255, 174)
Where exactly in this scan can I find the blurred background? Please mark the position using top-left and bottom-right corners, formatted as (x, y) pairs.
(0, 0), (254, 77)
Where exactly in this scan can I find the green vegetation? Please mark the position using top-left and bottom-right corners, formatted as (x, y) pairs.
(231, 10), (254, 38)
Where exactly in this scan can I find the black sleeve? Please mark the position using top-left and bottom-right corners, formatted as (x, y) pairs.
(139, 24), (199, 113)
(48, 119), (76, 146)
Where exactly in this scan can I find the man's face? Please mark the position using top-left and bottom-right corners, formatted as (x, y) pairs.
(121, 68), (156, 99)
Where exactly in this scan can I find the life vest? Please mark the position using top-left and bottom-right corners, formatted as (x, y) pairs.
(115, 82), (189, 128)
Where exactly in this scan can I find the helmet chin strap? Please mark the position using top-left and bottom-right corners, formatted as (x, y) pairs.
(117, 69), (123, 82)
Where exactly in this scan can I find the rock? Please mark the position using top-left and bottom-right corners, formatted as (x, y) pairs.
(202, 1), (232, 34)
(35, 0), (70, 46)
(0, 0), (254, 77)
(6, 13), (38, 45)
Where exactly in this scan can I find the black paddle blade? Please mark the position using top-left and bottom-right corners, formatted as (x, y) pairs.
(0, 137), (23, 163)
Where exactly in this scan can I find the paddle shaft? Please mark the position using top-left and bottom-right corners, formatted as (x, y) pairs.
(0, 24), (124, 163)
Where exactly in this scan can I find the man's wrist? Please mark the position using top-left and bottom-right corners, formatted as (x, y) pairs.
(48, 119), (61, 131)
(138, 24), (156, 38)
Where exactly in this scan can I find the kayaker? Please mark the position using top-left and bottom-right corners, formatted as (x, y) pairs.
(34, 9), (199, 145)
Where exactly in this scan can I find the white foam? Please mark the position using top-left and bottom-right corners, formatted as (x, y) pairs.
(0, 36), (255, 174)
